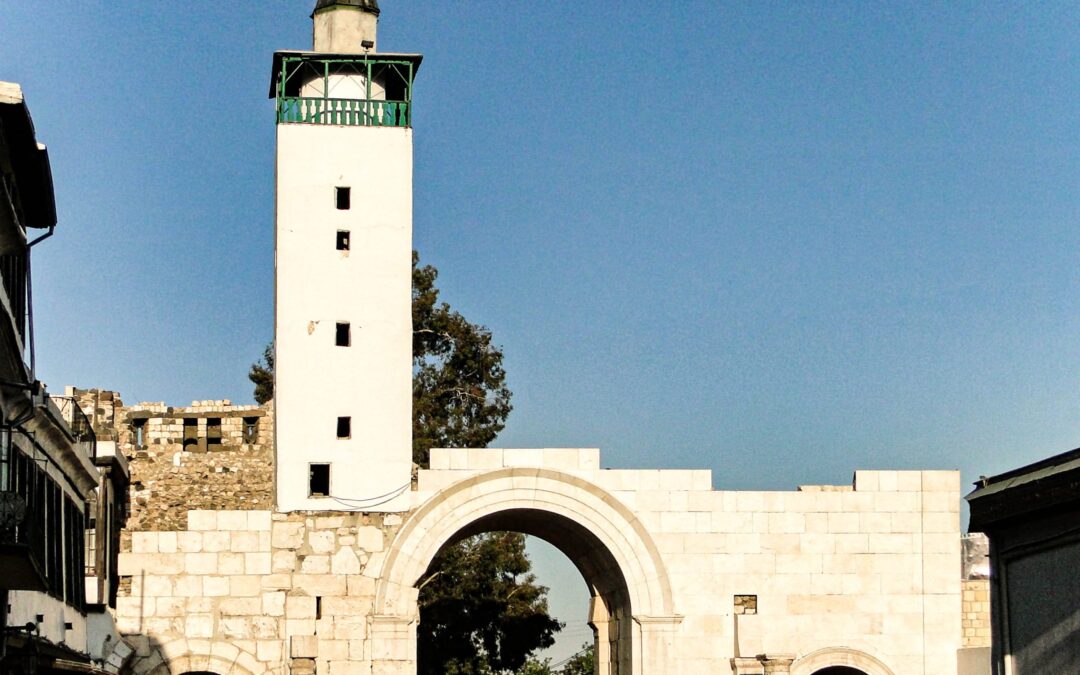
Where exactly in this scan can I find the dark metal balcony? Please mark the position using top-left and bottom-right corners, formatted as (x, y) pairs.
(0, 435), (47, 591)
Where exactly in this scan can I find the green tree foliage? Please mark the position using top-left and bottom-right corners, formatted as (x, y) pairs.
(418, 532), (563, 675)
(556, 644), (595, 674)
(412, 251), (512, 467)
(516, 660), (554, 674)
(248, 343), (274, 405)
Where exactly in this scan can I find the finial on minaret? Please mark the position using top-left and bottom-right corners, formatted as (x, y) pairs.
(312, 0), (381, 52)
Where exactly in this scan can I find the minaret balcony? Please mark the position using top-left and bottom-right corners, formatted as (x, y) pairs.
(270, 51), (422, 129)
(276, 96), (409, 127)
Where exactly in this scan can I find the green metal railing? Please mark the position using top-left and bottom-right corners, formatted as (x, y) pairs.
(276, 97), (410, 127)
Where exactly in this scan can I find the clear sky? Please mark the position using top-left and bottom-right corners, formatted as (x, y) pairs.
(3, 0), (1079, 664)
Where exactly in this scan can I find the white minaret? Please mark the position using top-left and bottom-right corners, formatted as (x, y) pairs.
(272, 0), (420, 512)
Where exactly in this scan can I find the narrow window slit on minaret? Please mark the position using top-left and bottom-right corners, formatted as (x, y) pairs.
(309, 464), (330, 497)
(336, 230), (350, 251)
(337, 416), (351, 439)
(335, 322), (351, 346)
(336, 187), (351, 210)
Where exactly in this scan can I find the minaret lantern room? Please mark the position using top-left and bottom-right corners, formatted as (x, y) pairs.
(270, 0), (422, 512)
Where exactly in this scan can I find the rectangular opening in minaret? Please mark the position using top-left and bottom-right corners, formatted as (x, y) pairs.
(336, 416), (351, 439)
(336, 187), (351, 210)
(335, 322), (351, 347)
(336, 230), (350, 251)
(309, 464), (330, 497)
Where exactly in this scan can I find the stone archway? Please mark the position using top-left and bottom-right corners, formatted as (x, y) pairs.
(373, 467), (680, 674)
(790, 647), (895, 675)
(139, 637), (266, 675)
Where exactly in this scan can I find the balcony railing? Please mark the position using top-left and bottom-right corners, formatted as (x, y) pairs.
(51, 396), (97, 462)
(276, 97), (411, 128)
(0, 435), (47, 591)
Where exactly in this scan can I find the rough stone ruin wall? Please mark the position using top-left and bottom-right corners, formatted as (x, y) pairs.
(72, 389), (275, 547)
(961, 533), (991, 648)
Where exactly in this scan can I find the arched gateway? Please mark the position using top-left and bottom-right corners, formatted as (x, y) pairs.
(372, 467), (680, 673)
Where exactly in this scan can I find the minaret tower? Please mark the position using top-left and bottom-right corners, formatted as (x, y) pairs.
(271, 0), (420, 512)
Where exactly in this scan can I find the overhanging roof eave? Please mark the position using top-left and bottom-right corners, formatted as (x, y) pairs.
(268, 50), (423, 98)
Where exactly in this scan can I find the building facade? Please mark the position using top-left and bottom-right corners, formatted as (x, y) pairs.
(967, 448), (1080, 675)
(0, 82), (131, 674)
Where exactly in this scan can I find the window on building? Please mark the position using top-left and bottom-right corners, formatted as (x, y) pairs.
(335, 186), (351, 210)
(206, 418), (222, 449)
(46, 480), (62, 598)
(132, 419), (146, 449)
(336, 416), (351, 439)
(336, 230), (350, 251)
(243, 417), (259, 444)
(85, 496), (97, 577)
(63, 496), (87, 611)
(335, 322), (351, 347)
(309, 464), (330, 497)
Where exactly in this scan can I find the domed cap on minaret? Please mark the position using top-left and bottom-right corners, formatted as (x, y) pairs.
(313, 0), (380, 16)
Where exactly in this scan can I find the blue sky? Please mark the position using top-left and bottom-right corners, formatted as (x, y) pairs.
(3, 0), (1079, 663)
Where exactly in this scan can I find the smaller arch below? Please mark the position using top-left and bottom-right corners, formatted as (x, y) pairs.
(791, 647), (894, 675)
(140, 637), (265, 675)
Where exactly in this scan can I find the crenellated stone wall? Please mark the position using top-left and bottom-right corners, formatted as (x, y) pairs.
(71, 391), (275, 541)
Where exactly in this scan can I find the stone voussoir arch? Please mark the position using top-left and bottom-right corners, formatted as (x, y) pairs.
(373, 466), (675, 619)
(790, 646), (896, 675)
(143, 637), (266, 675)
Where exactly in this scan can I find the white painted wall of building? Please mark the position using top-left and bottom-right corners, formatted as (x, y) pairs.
(9, 590), (88, 652)
(274, 122), (413, 512)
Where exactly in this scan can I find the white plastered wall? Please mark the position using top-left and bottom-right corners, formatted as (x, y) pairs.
(275, 123), (413, 512)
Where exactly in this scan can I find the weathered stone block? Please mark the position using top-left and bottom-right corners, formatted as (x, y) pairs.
(184, 552), (218, 575)
(291, 635), (319, 657)
(185, 614), (214, 639)
(218, 551), (245, 575)
(286, 595), (317, 619)
(293, 574), (347, 597)
(231, 575), (261, 597)
(245, 552), (272, 574)
(308, 530), (336, 554)
(203, 575), (230, 596)
(263, 591), (286, 616)
(273, 522), (305, 549)
(273, 549), (298, 572)
(356, 527), (384, 553)
(331, 547), (362, 575)
(218, 511), (250, 531)
(187, 511), (217, 531)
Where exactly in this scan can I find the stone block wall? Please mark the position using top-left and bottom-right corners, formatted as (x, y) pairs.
(118, 509), (403, 675)
(102, 418), (968, 673)
(961, 533), (991, 649)
(961, 579), (991, 648)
